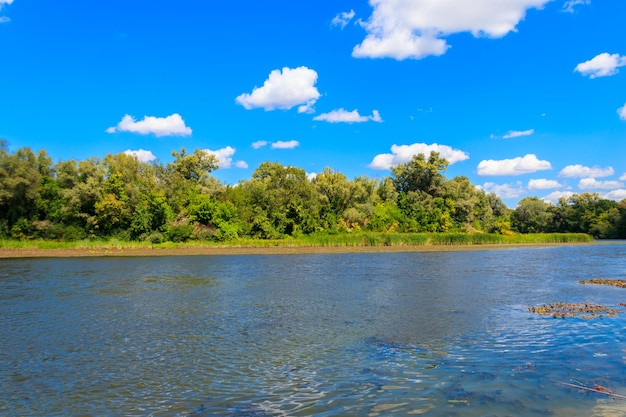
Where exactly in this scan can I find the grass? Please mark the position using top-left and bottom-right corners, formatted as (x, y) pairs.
(0, 232), (594, 251)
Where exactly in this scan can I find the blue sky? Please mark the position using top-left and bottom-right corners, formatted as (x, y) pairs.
(1, 0), (625, 207)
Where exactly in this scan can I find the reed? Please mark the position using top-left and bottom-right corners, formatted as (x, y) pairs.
(0, 232), (594, 251)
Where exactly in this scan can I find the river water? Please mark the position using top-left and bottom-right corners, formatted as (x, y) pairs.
(1, 243), (626, 416)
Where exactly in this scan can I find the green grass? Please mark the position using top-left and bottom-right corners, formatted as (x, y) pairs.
(0, 232), (594, 251)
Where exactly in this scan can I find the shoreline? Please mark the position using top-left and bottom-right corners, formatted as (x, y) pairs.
(0, 241), (606, 258)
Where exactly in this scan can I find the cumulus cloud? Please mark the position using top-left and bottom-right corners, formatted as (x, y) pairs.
(478, 182), (526, 199)
(618, 103), (626, 120)
(106, 114), (192, 137)
(369, 142), (469, 170)
(252, 140), (269, 149)
(332, 9), (355, 29)
(477, 154), (552, 176)
(271, 140), (300, 149)
(558, 164), (614, 178)
(578, 178), (624, 190)
(203, 146), (247, 169)
(352, 0), (551, 60)
(575, 53), (626, 78)
(502, 129), (534, 139)
(235, 67), (320, 113)
(313, 109), (382, 123)
(528, 178), (562, 190)
(601, 189), (626, 201)
(123, 149), (157, 163)
(620, 173), (626, 181)
(542, 190), (575, 203)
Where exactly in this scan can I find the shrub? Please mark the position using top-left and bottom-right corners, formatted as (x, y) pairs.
(167, 224), (194, 242)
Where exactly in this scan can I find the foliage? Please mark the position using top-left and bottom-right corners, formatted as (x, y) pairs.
(0, 144), (622, 243)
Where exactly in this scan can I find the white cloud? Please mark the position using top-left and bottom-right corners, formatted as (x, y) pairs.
(271, 140), (300, 149)
(479, 182), (526, 199)
(477, 154), (552, 176)
(106, 113), (192, 137)
(203, 146), (247, 169)
(601, 189), (626, 201)
(542, 190), (575, 203)
(618, 103), (626, 120)
(528, 178), (562, 190)
(575, 53), (626, 78)
(502, 129), (534, 139)
(313, 109), (382, 123)
(123, 149), (157, 163)
(352, 0), (551, 60)
(252, 140), (268, 149)
(353, 29), (449, 60)
(558, 164), (614, 178)
(620, 173), (626, 181)
(579, 178), (624, 190)
(205, 146), (235, 168)
(307, 172), (318, 181)
(563, 0), (591, 13)
(369, 142), (469, 170)
(235, 67), (320, 113)
(332, 10), (355, 29)
(0, 0), (13, 16)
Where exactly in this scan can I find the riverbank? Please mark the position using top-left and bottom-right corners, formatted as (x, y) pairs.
(0, 241), (607, 258)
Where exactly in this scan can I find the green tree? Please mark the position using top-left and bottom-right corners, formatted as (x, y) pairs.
(0, 144), (43, 235)
(314, 167), (362, 229)
(242, 162), (320, 237)
(57, 157), (106, 233)
(163, 148), (220, 215)
(130, 190), (172, 239)
(392, 152), (448, 196)
(511, 197), (553, 233)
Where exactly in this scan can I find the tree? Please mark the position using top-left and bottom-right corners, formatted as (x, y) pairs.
(168, 148), (218, 182)
(511, 197), (553, 233)
(130, 190), (172, 239)
(163, 148), (220, 214)
(564, 193), (620, 238)
(242, 162), (320, 237)
(0, 144), (43, 233)
(314, 167), (359, 229)
(392, 152), (448, 196)
(57, 157), (106, 233)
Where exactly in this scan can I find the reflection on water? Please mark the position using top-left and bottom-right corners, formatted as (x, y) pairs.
(1, 244), (626, 416)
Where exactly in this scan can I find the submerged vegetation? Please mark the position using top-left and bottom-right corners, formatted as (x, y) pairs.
(580, 279), (626, 288)
(530, 277), (626, 319)
(1, 141), (624, 244)
(529, 302), (621, 319)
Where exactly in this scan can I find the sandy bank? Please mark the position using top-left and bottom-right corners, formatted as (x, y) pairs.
(0, 242), (600, 258)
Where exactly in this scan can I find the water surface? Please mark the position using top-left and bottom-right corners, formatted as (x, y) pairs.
(1, 244), (626, 416)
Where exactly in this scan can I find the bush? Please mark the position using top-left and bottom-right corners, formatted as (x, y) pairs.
(62, 225), (88, 241)
(167, 224), (194, 242)
(142, 232), (164, 244)
(10, 219), (35, 240)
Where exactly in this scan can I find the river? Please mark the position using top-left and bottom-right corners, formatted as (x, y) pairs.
(1, 243), (626, 416)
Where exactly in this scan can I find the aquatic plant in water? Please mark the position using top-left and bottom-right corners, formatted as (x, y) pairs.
(579, 278), (626, 288)
(528, 302), (620, 319)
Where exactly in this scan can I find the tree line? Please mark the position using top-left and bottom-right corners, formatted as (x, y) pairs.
(1, 141), (624, 242)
